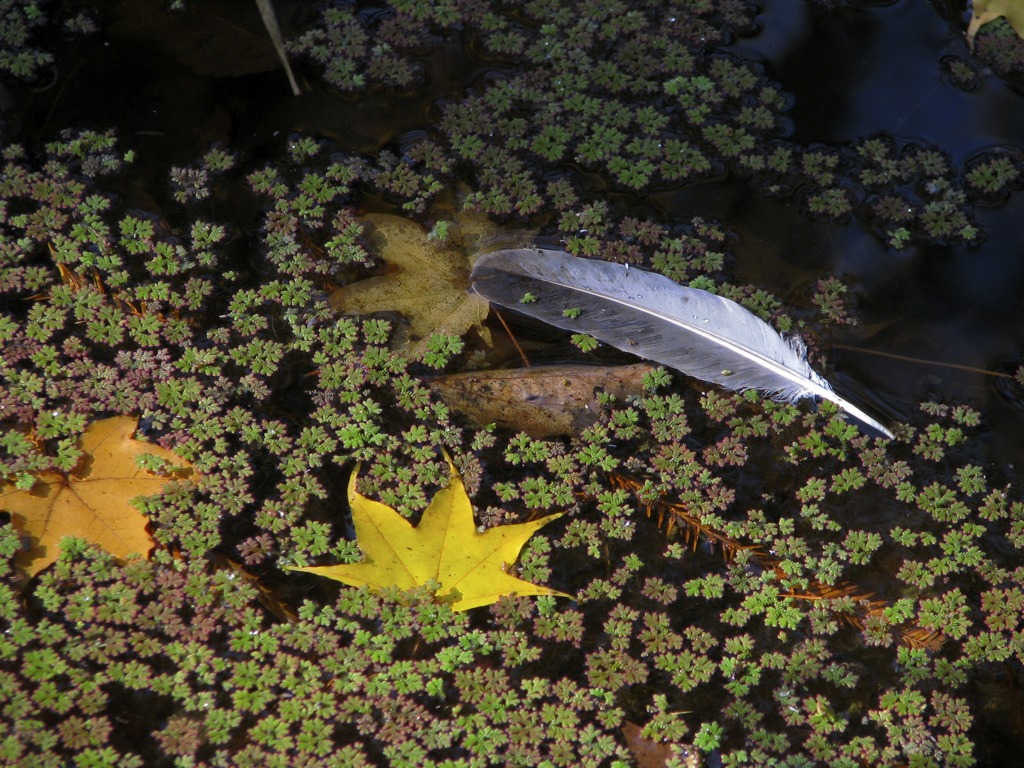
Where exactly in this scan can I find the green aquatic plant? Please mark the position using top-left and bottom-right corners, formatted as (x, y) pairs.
(965, 154), (1021, 196)
(0, 0), (55, 80)
(2, 2), (1024, 765)
(973, 14), (1024, 76)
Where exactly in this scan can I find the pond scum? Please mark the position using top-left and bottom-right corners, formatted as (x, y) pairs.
(2, 1), (1024, 766)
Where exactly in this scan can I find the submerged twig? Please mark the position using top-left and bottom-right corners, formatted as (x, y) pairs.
(255, 0), (301, 96)
(608, 472), (945, 651)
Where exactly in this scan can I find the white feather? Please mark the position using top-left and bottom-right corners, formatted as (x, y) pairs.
(471, 248), (893, 438)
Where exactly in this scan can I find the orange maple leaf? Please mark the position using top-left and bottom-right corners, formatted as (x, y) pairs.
(1, 415), (193, 578)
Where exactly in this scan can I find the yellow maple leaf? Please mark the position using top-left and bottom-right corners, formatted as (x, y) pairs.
(290, 456), (570, 611)
(967, 0), (1024, 48)
(328, 213), (492, 357)
(1, 415), (193, 578)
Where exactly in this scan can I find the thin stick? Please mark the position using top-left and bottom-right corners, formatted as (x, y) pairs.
(495, 308), (530, 368)
(833, 343), (1015, 379)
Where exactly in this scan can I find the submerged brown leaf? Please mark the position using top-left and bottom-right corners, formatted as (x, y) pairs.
(426, 363), (653, 437)
(622, 722), (700, 768)
(329, 213), (492, 357)
(111, 0), (287, 78)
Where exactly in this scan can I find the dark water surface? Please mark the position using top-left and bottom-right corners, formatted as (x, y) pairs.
(722, 0), (1024, 468)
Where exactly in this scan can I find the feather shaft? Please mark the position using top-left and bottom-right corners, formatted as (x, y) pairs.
(471, 249), (893, 438)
